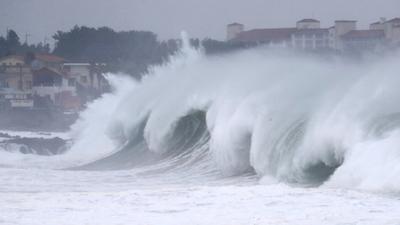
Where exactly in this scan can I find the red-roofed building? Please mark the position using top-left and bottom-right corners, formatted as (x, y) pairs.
(227, 17), (400, 51)
(35, 53), (65, 63)
(229, 18), (329, 49)
(31, 53), (66, 71)
(232, 28), (297, 47)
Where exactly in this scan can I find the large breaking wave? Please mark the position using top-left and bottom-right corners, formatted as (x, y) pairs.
(2, 36), (400, 192)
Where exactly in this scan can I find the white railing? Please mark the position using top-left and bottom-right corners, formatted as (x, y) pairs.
(33, 86), (76, 100)
(10, 99), (34, 108)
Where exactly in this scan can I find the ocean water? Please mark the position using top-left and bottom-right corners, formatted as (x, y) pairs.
(1, 37), (400, 224)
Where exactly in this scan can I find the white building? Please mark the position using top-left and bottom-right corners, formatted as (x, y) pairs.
(340, 30), (386, 52)
(296, 19), (321, 29)
(292, 19), (330, 50)
(226, 23), (245, 41)
(62, 63), (105, 90)
(384, 18), (400, 44)
(332, 20), (358, 50)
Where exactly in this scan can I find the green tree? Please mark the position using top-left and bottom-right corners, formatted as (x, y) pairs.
(5, 29), (20, 54)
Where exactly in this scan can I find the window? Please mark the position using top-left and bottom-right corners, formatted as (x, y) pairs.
(305, 33), (314, 39)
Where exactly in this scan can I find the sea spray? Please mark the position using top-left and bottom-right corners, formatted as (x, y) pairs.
(1, 36), (400, 192)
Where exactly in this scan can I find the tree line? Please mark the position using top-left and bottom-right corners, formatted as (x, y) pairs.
(0, 30), (50, 56)
(1, 26), (248, 78)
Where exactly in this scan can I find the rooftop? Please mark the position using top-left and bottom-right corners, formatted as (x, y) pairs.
(35, 53), (66, 63)
(63, 63), (91, 66)
(0, 55), (24, 62)
(341, 30), (385, 39)
(385, 17), (400, 23)
(293, 28), (329, 35)
(228, 22), (243, 27)
(298, 19), (320, 23)
(233, 28), (297, 42)
(370, 21), (381, 25)
(32, 67), (63, 76)
(0, 54), (66, 64)
(335, 20), (357, 23)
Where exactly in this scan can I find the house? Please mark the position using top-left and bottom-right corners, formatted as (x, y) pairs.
(62, 62), (108, 102)
(32, 67), (79, 110)
(0, 53), (107, 111)
(0, 55), (34, 109)
(62, 62), (105, 90)
(30, 53), (66, 71)
(0, 55), (25, 66)
(0, 63), (32, 91)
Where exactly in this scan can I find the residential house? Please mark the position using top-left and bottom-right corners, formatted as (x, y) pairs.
(0, 53), (107, 111)
(30, 53), (66, 71)
(0, 55), (34, 108)
(32, 67), (80, 111)
(62, 62), (108, 102)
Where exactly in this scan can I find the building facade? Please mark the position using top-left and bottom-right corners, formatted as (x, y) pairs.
(291, 29), (330, 50)
(227, 17), (400, 52)
(226, 23), (245, 41)
(0, 53), (107, 111)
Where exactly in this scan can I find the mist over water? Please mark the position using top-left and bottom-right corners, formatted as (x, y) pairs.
(2, 36), (400, 193)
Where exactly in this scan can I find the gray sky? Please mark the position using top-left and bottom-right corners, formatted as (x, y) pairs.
(0, 0), (399, 45)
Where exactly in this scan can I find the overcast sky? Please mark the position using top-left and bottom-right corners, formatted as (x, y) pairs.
(1, 0), (399, 45)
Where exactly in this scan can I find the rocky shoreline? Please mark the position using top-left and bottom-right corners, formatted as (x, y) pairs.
(0, 132), (68, 156)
